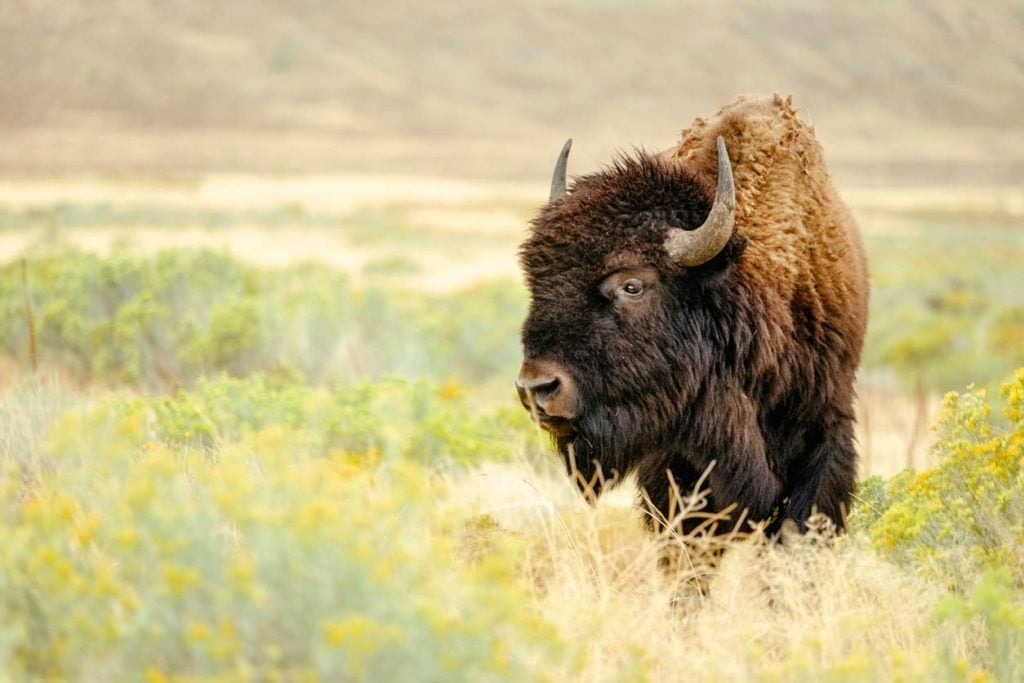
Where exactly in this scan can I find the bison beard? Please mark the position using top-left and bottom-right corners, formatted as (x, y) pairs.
(518, 95), (868, 537)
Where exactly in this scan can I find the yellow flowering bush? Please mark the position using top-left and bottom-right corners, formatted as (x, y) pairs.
(854, 369), (1024, 587)
(40, 373), (524, 468)
(0, 398), (563, 681)
(3, 366), (1024, 681)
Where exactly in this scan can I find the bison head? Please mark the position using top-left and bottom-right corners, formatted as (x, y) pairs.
(517, 137), (741, 497)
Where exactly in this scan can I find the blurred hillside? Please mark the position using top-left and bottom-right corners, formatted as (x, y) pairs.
(1, 0), (1023, 184)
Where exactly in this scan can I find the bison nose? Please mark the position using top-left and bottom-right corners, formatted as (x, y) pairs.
(517, 373), (560, 402)
(516, 360), (579, 420)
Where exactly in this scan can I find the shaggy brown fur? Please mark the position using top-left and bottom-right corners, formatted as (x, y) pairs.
(519, 94), (868, 535)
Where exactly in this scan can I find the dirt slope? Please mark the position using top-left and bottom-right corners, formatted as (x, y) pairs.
(2, 1), (1022, 183)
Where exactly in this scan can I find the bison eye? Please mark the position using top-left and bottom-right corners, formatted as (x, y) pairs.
(620, 279), (645, 298)
(598, 267), (658, 302)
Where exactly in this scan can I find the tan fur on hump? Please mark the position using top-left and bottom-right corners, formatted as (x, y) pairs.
(666, 94), (868, 359)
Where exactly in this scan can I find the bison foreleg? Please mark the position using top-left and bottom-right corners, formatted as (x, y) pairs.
(702, 447), (781, 530)
(780, 416), (857, 533)
(637, 457), (706, 535)
(680, 387), (782, 532)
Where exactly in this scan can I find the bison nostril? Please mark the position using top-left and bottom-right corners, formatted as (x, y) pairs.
(525, 376), (561, 400)
(516, 358), (581, 421)
(517, 360), (579, 420)
(516, 374), (561, 411)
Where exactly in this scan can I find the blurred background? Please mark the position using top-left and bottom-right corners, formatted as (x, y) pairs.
(3, 1), (1024, 182)
(2, 1), (1024, 475)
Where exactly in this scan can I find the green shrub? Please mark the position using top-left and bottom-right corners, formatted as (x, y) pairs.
(863, 225), (1024, 392)
(34, 374), (524, 470)
(990, 306), (1024, 367)
(0, 435), (562, 681)
(930, 568), (1024, 682)
(1, 250), (527, 394)
(5, 235), (1023, 396)
(853, 369), (1024, 588)
(2, 367), (1024, 682)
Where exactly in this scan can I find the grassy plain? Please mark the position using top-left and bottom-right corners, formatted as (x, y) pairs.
(0, 175), (1023, 681)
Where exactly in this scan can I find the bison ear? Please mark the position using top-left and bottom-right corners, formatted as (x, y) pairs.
(549, 138), (572, 202)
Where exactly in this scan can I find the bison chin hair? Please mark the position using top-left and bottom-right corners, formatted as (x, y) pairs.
(554, 400), (671, 503)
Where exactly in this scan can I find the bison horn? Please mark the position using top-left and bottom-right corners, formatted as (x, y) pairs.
(549, 138), (572, 202)
(664, 135), (736, 267)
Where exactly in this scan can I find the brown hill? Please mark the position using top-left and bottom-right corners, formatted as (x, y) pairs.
(1, 0), (1022, 184)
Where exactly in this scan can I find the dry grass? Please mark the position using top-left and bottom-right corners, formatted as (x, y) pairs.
(0, 174), (537, 292)
(856, 384), (942, 478)
(4, 174), (1021, 295)
(457, 460), (953, 682)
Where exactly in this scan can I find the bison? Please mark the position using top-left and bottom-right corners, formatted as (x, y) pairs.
(516, 95), (868, 536)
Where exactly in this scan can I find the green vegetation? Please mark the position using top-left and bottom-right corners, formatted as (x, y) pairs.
(4, 217), (1024, 396)
(0, 202), (327, 232)
(1, 383), (559, 680)
(863, 219), (1024, 392)
(42, 373), (539, 468)
(0, 201), (1022, 681)
(1, 370), (1022, 681)
(1, 249), (525, 394)
(854, 370), (1024, 587)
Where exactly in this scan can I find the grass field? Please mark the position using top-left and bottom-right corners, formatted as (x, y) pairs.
(0, 173), (1022, 681)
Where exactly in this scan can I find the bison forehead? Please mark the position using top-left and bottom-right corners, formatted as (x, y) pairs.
(520, 153), (713, 283)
